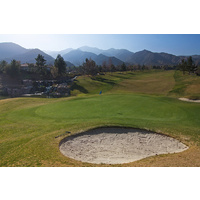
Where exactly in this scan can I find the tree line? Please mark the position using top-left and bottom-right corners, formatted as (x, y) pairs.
(73, 58), (177, 76)
(73, 57), (200, 76)
(1, 54), (200, 78)
(178, 56), (200, 75)
(0, 54), (67, 78)
(0, 59), (21, 77)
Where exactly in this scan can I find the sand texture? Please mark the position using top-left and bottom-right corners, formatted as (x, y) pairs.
(59, 128), (188, 164)
(179, 98), (200, 103)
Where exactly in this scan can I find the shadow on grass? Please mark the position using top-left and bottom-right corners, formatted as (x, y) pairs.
(91, 76), (116, 86)
(110, 74), (132, 80)
(108, 72), (136, 80)
(168, 85), (187, 96)
(71, 82), (88, 94)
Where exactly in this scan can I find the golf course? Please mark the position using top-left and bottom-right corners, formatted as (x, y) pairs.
(0, 70), (200, 166)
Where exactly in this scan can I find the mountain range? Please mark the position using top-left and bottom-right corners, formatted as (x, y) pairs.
(0, 43), (55, 65)
(1, 42), (200, 67)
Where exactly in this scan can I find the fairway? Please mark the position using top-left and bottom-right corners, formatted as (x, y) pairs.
(1, 70), (200, 166)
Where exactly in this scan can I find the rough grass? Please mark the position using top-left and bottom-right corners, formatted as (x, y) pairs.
(169, 70), (200, 99)
(111, 70), (175, 95)
(72, 70), (200, 98)
(1, 70), (200, 167)
(71, 70), (175, 96)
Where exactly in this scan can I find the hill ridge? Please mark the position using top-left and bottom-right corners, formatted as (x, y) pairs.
(1, 42), (200, 66)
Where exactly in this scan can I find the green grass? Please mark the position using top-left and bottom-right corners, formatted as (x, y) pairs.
(1, 70), (200, 167)
(71, 70), (175, 96)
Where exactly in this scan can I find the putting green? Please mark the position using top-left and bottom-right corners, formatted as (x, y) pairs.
(34, 94), (186, 122)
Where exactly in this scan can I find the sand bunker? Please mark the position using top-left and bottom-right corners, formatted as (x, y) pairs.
(179, 98), (200, 103)
(59, 127), (188, 164)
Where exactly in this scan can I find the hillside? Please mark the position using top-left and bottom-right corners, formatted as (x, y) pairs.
(45, 48), (74, 58)
(191, 55), (200, 65)
(0, 42), (28, 60)
(100, 48), (134, 62)
(126, 50), (181, 65)
(0, 43), (55, 65)
(5, 49), (55, 65)
(62, 49), (97, 66)
(71, 70), (200, 99)
(77, 46), (134, 63)
(62, 47), (200, 66)
(62, 49), (124, 66)
(78, 46), (103, 55)
(95, 54), (124, 66)
(62, 46), (200, 66)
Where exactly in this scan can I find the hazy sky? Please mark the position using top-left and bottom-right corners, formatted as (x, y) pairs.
(0, 34), (200, 56)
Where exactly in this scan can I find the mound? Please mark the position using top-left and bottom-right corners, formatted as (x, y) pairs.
(59, 127), (188, 164)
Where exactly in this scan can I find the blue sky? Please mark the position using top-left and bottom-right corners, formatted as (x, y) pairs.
(0, 34), (200, 56)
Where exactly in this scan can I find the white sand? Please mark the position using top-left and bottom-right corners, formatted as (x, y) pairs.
(59, 127), (188, 164)
(179, 98), (200, 103)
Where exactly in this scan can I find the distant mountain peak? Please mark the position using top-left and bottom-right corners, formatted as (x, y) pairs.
(0, 42), (55, 64)
(0, 42), (28, 60)
(107, 48), (115, 50)
(79, 45), (100, 49)
(78, 46), (103, 55)
(141, 49), (152, 53)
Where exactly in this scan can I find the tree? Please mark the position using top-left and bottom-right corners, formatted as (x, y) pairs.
(54, 54), (67, 76)
(107, 58), (112, 72)
(35, 54), (46, 75)
(5, 59), (20, 77)
(51, 66), (59, 78)
(102, 61), (107, 72)
(141, 64), (146, 70)
(110, 64), (116, 72)
(82, 58), (98, 76)
(179, 56), (197, 75)
(0, 60), (7, 73)
(121, 62), (127, 71)
(35, 54), (46, 67)
(179, 59), (187, 74)
(195, 66), (200, 76)
(187, 56), (197, 74)
(28, 63), (36, 73)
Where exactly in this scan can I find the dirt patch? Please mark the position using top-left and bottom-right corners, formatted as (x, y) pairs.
(59, 127), (188, 164)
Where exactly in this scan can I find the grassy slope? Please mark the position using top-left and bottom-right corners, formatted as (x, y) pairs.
(1, 70), (200, 167)
(169, 70), (200, 99)
(71, 70), (175, 95)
